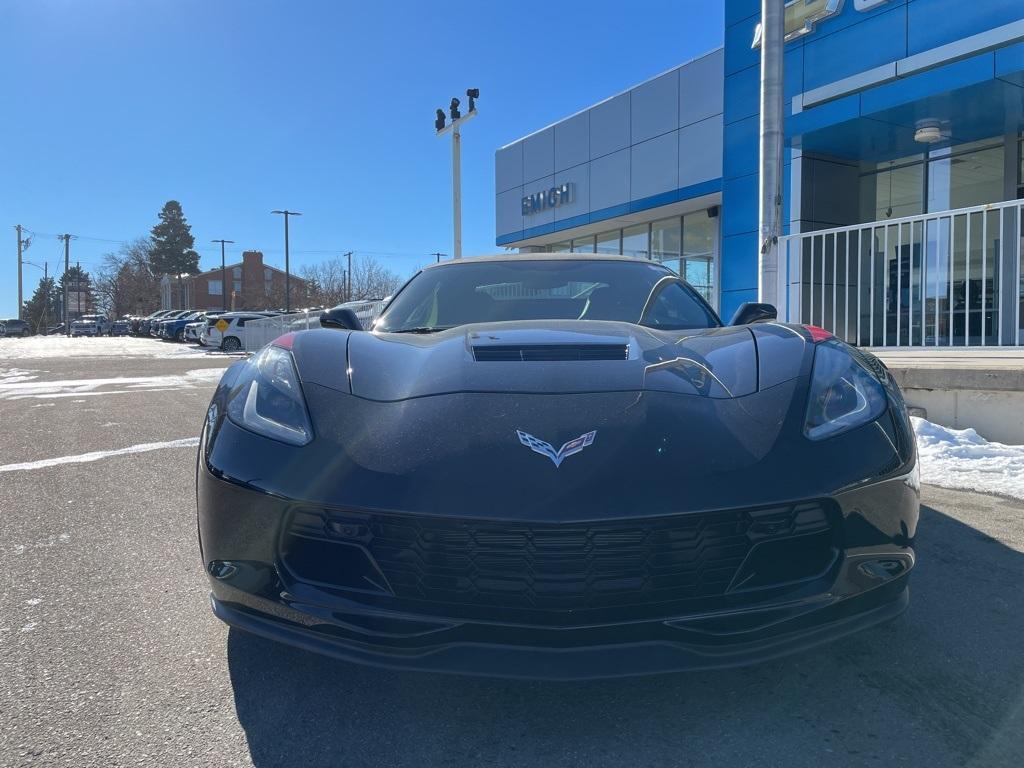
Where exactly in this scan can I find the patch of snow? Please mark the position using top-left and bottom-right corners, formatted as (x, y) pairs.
(20, 623), (36, 633)
(0, 438), (200, 473)
(0, 367), (40, 383)
(25, 599), (41, 606)
(913, 417), (1024, 501)
(0, 335), (239, 361)
(0, 368), (226, 400)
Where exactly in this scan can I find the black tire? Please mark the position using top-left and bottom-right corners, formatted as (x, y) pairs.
(175, 329), (185, 342)
(222, 336), (241, 352)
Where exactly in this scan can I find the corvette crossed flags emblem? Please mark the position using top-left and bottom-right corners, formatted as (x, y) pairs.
(516, 430), (596, 468)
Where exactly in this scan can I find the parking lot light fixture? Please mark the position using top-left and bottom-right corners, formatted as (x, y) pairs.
(271, 210), (302, 312)
(435, 88), (479, 260)
(212, 239), (235, 312)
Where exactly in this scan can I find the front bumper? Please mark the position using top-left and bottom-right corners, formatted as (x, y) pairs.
(198, 459), (917, 679)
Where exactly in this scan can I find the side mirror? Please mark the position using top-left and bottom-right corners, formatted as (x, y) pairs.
(320, 307), (364, 331)
(729, 302), (777, 326)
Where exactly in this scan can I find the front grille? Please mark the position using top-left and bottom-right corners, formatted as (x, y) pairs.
(282, 502), (837, 617)
(472, 343), (628, 362)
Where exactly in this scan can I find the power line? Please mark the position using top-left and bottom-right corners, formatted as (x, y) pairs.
(21, 228), (429, 260)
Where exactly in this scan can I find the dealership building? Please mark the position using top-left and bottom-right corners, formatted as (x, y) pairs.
(495, 0), (1024, 349)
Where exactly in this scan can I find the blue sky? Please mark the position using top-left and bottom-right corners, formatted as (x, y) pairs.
(0, 0), (723, 316)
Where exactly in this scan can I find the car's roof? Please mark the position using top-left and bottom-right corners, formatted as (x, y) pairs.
(421, 253), (664, 270)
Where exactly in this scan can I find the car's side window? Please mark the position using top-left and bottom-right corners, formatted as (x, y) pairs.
(236, 319), (246, 328)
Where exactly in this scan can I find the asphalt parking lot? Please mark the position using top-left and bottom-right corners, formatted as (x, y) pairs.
(2, 341), (1023, 767)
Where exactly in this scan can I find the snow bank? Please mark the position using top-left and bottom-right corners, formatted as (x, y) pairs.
(912, 417), (1024, 501)
(0, 335), (238, 361)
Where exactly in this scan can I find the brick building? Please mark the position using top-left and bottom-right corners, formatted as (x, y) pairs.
(160, 250), (309, 311)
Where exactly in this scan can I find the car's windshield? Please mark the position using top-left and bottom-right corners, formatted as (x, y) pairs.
(374, 259), (720, 333)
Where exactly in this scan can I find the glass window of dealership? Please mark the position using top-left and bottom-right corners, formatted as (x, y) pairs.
(539, 212), (719, 305)
(791, 132), (1024, 348)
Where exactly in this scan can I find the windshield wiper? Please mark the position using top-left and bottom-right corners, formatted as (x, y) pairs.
(387, 326), (453, 334)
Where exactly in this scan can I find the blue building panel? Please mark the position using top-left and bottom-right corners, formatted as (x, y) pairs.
(860, 52), (996, 114)
(724, 63), (759, 126)
(995, 41), (1024, 84)
(721, 233), (759, 293)
(725, 20), (759, 76)
(725, 0), (759, 28)
(907, 0), (1024, 55)
(723, 114), (759, 179)
(801, 5), (909, 91)
(722, 174), (759, 238)
(786, 93), (861, 138)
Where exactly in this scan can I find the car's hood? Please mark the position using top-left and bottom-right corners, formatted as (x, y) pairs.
(295, 321), (790, 401)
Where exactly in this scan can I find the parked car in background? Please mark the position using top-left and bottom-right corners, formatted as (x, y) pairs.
(185, 313), (222, 343)
(0, 318), (31, 337)
(110, 319), (131, 336)
(150, 310), (190, 337)
(198, 312), (270, 351)
(46, 324), (65, 336)
(160, 311), (204, 342)
(70, 314), (112, 337)
(0, 322), (6, 338)
(137, 310), (176, 336)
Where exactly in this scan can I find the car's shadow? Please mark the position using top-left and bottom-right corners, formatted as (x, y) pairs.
(227, 502), (1024, 767)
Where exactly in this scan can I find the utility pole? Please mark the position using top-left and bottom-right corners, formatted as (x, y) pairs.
(435, 89), (479, 259)
(342, 251), (353, 302)
(60, 234), (71, 336)
(76, 261), (82, 318)
(16, 225), (23, 320)
(271, 210), (301, 311)
(211, 239), (234, 312)
(758, 0), (785, 307)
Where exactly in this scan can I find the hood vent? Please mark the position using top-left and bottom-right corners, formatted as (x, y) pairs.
(472, 343), (628, 362)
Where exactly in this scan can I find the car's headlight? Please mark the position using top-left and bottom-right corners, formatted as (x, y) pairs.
(226, 344), (312, 446)
(804, 340), (887, 441)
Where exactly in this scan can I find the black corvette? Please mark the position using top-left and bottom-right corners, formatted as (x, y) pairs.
(197, 254), (918, 679)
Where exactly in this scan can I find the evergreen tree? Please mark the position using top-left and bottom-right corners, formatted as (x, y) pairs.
(149, 200), (200, 307)
(22, 276), (61, 333)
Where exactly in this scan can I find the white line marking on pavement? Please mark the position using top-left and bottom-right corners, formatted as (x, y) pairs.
(0, 438), (200, 473)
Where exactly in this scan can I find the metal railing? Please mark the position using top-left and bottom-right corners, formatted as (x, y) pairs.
(776, 199), (1024, 347)
(242, 300), (388, 351)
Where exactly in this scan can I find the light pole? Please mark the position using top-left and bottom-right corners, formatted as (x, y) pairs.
(60, 234), (72, 336)
(211, 239), (234, 312)
(271, 210), (301, 311)
(758, 0), (785, 307)
(435, 88), (478, 260)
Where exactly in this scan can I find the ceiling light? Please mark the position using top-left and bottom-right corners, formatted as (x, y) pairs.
(914, 120), (948, 144)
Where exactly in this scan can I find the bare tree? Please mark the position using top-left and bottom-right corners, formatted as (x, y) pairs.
(94, 239), (161, 317)
(300, 254), (400, 306)
(350, 255), (402, 301)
